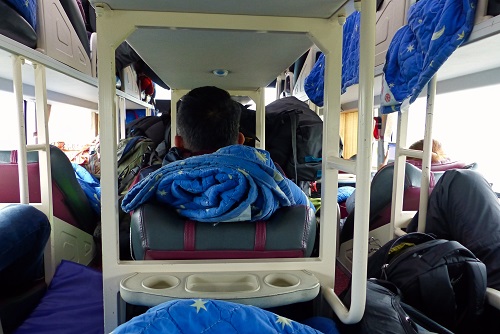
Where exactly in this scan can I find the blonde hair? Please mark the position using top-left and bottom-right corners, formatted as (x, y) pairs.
(409, 139), (448, 164)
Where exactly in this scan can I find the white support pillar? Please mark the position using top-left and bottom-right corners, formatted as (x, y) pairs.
(348, 0), (376, 323)
(417, 75), (437, 232)
(33, 61), (56, 282)
(117, 96), (126, 140)
(95, 4), (123, 331)
(254, 88), (266, 150)
(12, 55), (29, 204)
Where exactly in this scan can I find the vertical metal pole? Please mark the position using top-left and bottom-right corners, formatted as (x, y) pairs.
(12, 55), (29, 204)
(34, 62), (56, 282)
(351, 0), (376, 322)
(255, 87), (266, 149)
(417, 75), (437, 232)
(95, 5), (120, 331)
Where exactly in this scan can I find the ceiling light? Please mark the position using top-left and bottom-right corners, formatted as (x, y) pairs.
(212, 69), (229, 77)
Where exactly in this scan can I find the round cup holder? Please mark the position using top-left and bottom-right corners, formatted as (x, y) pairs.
(264, 273), (300, 288)
(141, 275), (180, 290)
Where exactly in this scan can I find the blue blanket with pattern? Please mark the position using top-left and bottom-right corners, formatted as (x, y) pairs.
(304, 11), (360, 107)
(6, 0), (37, 29)
(380, 0), (477, 113)
(121, 145), (297, 223)
(111, 299), (339, 334)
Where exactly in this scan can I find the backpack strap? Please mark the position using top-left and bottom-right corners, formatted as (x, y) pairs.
(463, 260), (488, 328)
(417, 241), (486, 329)
(418, 260), (456, 327)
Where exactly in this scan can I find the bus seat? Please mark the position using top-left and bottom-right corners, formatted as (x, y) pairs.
(0, 145), (99, 235)
(130, 203), (317, 260)
(339, 160), (477, 244)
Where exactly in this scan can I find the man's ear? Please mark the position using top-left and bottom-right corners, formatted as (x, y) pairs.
(237, 132), (246, 145)
(174, 135), (185, 148)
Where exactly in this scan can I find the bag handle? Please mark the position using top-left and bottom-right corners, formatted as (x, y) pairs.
(384, 232), (435, 266)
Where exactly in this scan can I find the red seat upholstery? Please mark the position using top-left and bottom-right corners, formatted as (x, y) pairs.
(0, 146), (99, 234)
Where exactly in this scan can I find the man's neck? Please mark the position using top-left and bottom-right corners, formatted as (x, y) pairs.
(179, 147), (216, 158)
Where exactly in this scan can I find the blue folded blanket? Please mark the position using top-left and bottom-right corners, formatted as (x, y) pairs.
(121, 145), (297, 223)
(304, 11), (360, 107)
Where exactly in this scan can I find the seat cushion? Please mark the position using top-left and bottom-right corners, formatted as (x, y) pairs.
(131, 203), (316, 260)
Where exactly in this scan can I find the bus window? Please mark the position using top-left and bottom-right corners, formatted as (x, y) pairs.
(404, 84), (500, 192)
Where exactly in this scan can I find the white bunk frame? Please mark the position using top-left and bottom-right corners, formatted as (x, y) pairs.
(93, 0), (376, 331)
(0, 33), (152, 283)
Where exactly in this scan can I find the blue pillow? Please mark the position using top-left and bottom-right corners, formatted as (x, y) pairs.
(6, 0), (36, 30)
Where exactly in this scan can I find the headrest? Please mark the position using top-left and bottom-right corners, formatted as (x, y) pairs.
(340, 162), (426, 244)
(130, 203), (316, 260)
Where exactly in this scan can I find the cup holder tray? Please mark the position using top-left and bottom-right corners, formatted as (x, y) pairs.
(120, 270), (320, 308)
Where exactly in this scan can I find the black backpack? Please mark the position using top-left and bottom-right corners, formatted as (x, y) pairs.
(125, 112), (171, 148)
(367, 232), (487, 333)
(239, 96), (340, 183)
(340, 278), (453, 334)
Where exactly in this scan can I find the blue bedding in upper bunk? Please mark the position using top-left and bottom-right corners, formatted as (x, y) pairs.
(304, 11), (360, 107)
(304, 0), (477, 111)
(4, 0), (37, 30)
(380, 0), (477, 114)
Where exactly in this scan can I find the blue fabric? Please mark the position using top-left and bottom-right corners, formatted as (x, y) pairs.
(304, 11), (360, 107)
(337, 186), (355, 203)
(14, 260), (104, 334)
(72, 163), (101, 214)
(380, 0), (477, 114)
(122, 145), (312, 222)
(6, 0), (37, 30)
(0, 204), (50, 292)
(302, 317), (340, 334)
(112, 299), (337, 334)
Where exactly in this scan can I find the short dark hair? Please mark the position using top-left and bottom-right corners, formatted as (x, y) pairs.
(177, 86), (242, 152)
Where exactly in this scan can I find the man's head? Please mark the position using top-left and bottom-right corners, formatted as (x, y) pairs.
(175, 86), (244, 152)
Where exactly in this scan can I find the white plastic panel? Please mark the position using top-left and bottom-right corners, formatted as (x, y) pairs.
(375, 0), (411, 67)
(121, 65), (140, 100)
(120, 270), (320, 308)
(37, 0), (92, 76)
(53, 216), (96, 266)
